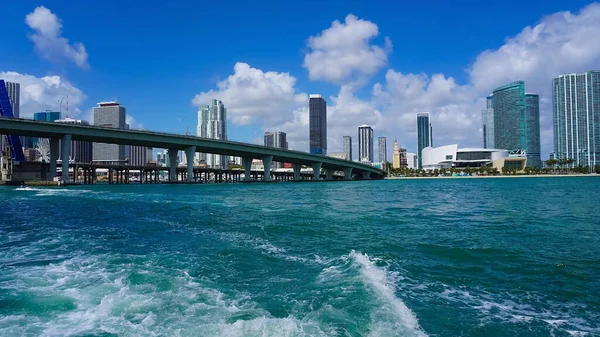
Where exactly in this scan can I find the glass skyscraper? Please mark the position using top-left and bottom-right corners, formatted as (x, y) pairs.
(552, 70), (600, 168)
(309, 94), (327, 155)
(491, 81), (541, 167)
(358, 125), (373, 162)
(482, 95), (494, 149)
(417, 112), (432, 169)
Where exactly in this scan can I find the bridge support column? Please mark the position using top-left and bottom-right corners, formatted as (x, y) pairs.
(168, 149), (178, 182)
(49, 138), (59, 181)
(293, 164), (301, 181)
(326, 168), (334, 181)
(243, 157), (253, 182)
(185, 146), (196, 182)
(361, 171), (371, 180)
(311, 162), (322, 180)
(61, 135), (71, 184)
(262, 155), (273, 181)
(344, 168), (353, 180)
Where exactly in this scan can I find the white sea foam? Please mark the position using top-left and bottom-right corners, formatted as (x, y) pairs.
(348, 251), (428, 337)
(0, 253), (333, 337)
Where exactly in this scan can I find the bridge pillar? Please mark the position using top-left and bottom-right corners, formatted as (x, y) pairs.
(326, 168), (334, 181)
(185, 146), (196, 182)
(49, 138), (59, 181)
(311, 162), (322, 180)
(243, 157), (253, 182)
(293, 163), (301, 181)
(61, 135), (71, 184)
(168, 149), (178, 182)
(344, 167), (353, 180)
(361, 171), (371, 180)
(262, 155), (273, 181)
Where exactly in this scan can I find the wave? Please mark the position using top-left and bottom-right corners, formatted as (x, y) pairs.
(318, 251), (428, 337)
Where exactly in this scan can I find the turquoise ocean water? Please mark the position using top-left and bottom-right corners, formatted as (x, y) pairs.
(1, 177), (599, 336)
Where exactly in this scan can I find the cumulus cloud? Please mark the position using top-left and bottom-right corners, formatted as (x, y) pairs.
(25, 6), (89, 69)
(0, 71), (86, 119)
(192, 62), (307, 125)
(126, 115), (144, 130)
(303, 14), (392, 84)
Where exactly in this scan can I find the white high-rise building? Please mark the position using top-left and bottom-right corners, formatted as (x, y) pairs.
(378, 136), (387, 163)
(358, 125), (373, 162)
(93, 102), (127, 163)
(197, 99), (228, 169)
(343, 136), (352, 161)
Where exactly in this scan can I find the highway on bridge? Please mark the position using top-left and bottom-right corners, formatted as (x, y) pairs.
(0, 118), (385, 183)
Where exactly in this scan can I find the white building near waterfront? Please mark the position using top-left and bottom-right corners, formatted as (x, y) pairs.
(421, 144), (526, 171)
(197, 99), (228, 169)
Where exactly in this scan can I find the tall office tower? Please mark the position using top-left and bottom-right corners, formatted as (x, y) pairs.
(358, 125), (374, 162)
(417, 112), (432, 169)
(392, 139), (400, 168)
(492, 81), (541, 167)
(525, 94), (541, 168)
(309, 94), (327, 155)
(55, 118), (93, 163)
(197, 99), (228, 168)
(1, 81), (20, 157)
(274, 131), (287, 149)
(264, 132), (274, 147)
(378, 136), (387, 163)
(482, 95), (494, 149)
(128, 145), (152, 166)
(552, 71), (600, 168)
(343, 136), (352, 161)
(93, 102), (127, 162)
(4, 81), (19, 118)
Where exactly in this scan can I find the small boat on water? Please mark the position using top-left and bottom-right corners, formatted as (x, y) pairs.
(16, 184), (33, 191)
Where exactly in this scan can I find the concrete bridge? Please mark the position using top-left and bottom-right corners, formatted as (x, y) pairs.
(0, 118), (385, 183)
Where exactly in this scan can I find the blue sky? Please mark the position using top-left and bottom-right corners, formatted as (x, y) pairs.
(2, 0), (599, 159)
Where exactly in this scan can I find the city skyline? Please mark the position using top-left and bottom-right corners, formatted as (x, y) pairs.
(1, 2), (600, 161)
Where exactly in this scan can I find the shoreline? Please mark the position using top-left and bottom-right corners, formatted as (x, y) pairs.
(385, 174), (599, 180)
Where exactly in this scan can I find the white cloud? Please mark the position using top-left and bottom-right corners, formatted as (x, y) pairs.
(126, 115), (144, 130)
(192, 62), (307, 125)
(303, 14), (392, 84)
(25, 6), (89, 69)
(0, 71), (86, 119)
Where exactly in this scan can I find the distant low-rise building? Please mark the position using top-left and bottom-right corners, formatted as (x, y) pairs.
(421, 144), (526, 171)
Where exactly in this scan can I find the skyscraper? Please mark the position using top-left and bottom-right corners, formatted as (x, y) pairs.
(552, 70), (600, 168)
(1, 81), (20, 159)
(417, 112), (432, 169)
(128, 145), (152, 166)
(92, 102), (127, 162)
(525, 93), (541, 168)
(343, 136), (352, 161)
(378, 137), (387, 163)
(358, 125), (373, 162)
(482, 95), (494, 149)
(274, 131), (287, 149)
(197, 99), (228, 169)
(32, 111), (61, 147)
(492, 81), (541, 167)
(264, 132), (274, 147)
(309, 94), (327, 155)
